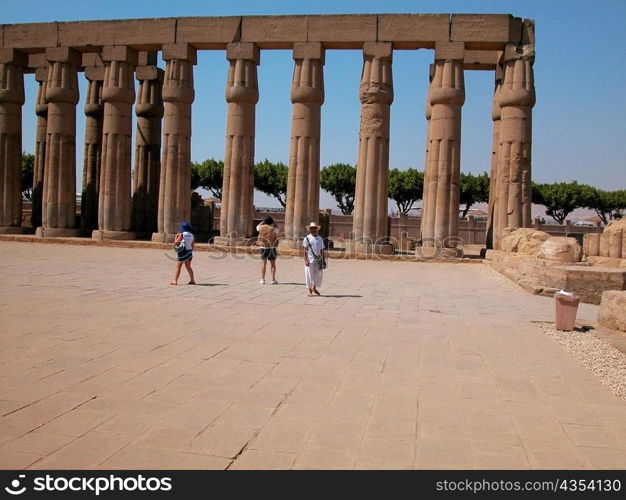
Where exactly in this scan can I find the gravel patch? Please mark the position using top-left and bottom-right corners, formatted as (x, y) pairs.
(537, 322), (626, 403)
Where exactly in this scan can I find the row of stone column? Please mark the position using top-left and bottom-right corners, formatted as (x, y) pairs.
(0, 42), (535, 249)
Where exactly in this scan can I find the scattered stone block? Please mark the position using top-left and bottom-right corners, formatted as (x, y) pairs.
(598, 291), (626, 332)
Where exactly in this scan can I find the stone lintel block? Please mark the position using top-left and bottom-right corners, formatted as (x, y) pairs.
(226, 42), (260, 64)
(135, 66), (162, 81)
(377, 14), (449, 47)
(84, 66), (106, 81)
(28, 52), (47, 69)
(138, 51), (158, 66)
(242, 16), (307, 48)
(102, 46), (138, 65)
(46, 47), (82, 67)
(3, 22), (58, 50)
(293, 42), (324, 62)
(451, 14), (522, 50)
(363, 42), (393, 60)
(82, 52), (104, 68)
(0, 48), (28, 66)
(114, 18), (176, 48)
(435, 41), (465, 61)
(35, 67), (48, 82)
(176, 17), (241, 49)
(58, 20), (115, 48)
(307, 15), (377, 45)
(463, 50), (499, 70)
(162, 43), (197, 64)
(57, 19), (175, 50)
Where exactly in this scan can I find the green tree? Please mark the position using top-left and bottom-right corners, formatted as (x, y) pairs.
(190, 158), (224, 199)
(532, 181), (590, 224)
(459, 172), (490, 218)
(320, 163), (356, 215)
(388, 168), (423, 215)
(254, 159), (288, 208)
(585, 188), (626, 225)
(21, 152), (34, 201)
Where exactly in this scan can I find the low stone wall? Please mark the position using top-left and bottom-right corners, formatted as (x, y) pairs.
(485, 250), (626, 304)
(599, 291), (626, 332)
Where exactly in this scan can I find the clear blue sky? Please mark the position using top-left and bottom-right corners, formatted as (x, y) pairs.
(2, 0), (625, 210)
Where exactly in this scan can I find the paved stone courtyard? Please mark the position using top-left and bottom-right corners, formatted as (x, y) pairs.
(1, 241), (625, 470)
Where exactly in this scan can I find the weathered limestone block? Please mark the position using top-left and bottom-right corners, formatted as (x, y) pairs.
(598, 291), (626, 332)
(603, 219), (626, 259)
(538, 237), (582, 263)
(353, 42), (393, 247)
(500, 227), (550, 254)
(284, 43), (324, 242)
(0, 48), (27, 232)
(583, 233), (601, 258)
(588, 256), (624, 268)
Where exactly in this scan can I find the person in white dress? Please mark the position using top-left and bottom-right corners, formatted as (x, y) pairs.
(302, 222), (324, 296)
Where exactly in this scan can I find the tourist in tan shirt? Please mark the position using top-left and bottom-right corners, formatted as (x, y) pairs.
(256, 216), (279, 284)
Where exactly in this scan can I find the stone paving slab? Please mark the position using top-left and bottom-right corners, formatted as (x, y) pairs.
(0, 241), (625, 469)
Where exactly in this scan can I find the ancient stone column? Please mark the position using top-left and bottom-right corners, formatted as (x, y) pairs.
(216, 43), (259, 246)
(419, 64), (434, 245)
(153, 44), (195, 242)
(0, 49), (27, 233)
(31, 68), (48, 229)
(485, 64), (503, 250)
(94, 46), (137, 240)
(493, 34), (536, 250)
(420, 42), (465, 249)
(81, 66), (104, 234)
(282, 42), (324, 247)
(38, 47), (81, 237)
(134, 52), (163, 235)
(352, 42), (394, 254)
